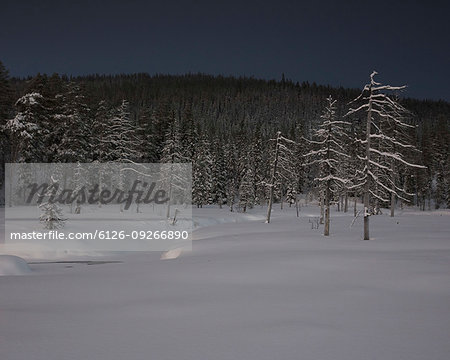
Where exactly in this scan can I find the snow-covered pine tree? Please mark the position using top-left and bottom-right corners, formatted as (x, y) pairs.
(103, 100), (143, 211)
(107, 99), (142, 162)
(249, 136), (267, 207)
(345, 121), (362, 217)
(210, 139), (227, 208)
(304, 96), (350, 236)
(55, 83), (91, 163)
(4, 93), (47, 163)
(265, 131), (297, 223)
(151, 99), (172, 159)
(224, 142), (238, 211)
(136, 103), (158, 163)
(39, 176), (66, 230)
(72, 162), (87, 214)
(429, 116), (449, 209)
(92, 100), (111, 162)
(0, 62), (13, 203)
(90, 100), (114, 207)
(3, 92), (51, 207)
(160, 113), (185, 164)
(160, 114), (188, 218)
(293, 122), (307, 196)
(238, 164), (255, 213)
(285, 181), (298, 207)
(0, 61), (12, 124)
(180, 101), (197, 161)
(346, 71), (426, 240)
(192, 135), (213, 208)
(16, 163), (33, 204)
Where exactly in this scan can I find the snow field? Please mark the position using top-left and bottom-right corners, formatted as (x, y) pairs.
(0, 205), (449, 360)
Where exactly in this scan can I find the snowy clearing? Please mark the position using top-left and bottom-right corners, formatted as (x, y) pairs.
(1, 205), (450, 360)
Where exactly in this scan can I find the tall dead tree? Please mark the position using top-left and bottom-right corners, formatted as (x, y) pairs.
(346, 71), (425, 240)
(265, 131), (297, 223)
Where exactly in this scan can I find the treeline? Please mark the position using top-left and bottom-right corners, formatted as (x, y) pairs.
(0, 61), (449, 209)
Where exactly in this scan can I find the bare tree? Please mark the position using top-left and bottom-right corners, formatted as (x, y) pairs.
(265, 131), (297, 223)
(305, 96), (350, 235)
(346, 71), (425, 240)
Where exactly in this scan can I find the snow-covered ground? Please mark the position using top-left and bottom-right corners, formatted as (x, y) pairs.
(1, 205), (450, 360)
(0, 255), (31, 276)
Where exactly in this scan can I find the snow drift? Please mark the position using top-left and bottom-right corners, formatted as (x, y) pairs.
(0, 255), (32, 276)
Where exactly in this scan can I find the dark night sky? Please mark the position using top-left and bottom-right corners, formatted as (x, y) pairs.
(1, 0), (449, 100)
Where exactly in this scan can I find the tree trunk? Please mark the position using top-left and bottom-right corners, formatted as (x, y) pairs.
(319, 191), (324, 224)
(390, 191), (395, 217)
(324, 180), (330, 236)
(364, 86), (372, 240)
(390, 148), (396, 218)
(344, 192), (348, 213)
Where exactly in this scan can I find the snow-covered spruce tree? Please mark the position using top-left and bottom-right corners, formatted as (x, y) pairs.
(106, 99), (142, 162)
(345, 122), (363, 217)
(249, 136), (268, 207)
(428, 116), (449, 209)
(180, 101), (197, 161)
(160, 114), (188, 218)
(136, 104), (159, 163)
(106, 100), (143, 211)
(16, 163), (33, 204)
(192, 135), (213, 208)
(72, 162), (87, 214)
(304, 96), (350, 236)
(224, 142), (238, 211)
(92, 100), (111, 162)
(236, 138), (263, 212)
(238, 158), (255, 213)
(293, 122), (307, 194)
(3, 93), (47, 163)
(151, 99), (172, 159)
(3, 93), (48, 207)
(285, 183), (297, 207)
(0, 61), (13, 195)
(0, 61), (12, 123)
(210, 139), (228, 208)
(160, 113), (185, 164)
(39, 176), (66, 230)
(54, 83), (91, 162)
(90, 100), (114, 207)
(265, 131), (297, 223)
(346, 71), (425, 240)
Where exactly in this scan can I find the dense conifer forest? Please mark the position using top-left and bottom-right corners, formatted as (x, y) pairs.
(1, 61), (449, 210)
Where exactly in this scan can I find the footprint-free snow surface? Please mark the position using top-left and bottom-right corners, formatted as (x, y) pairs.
(1, 206), (450, 360)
